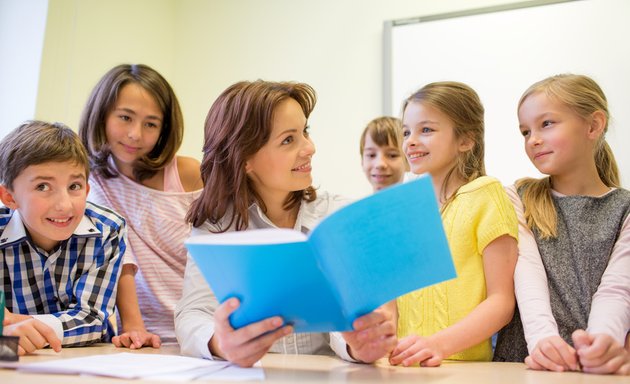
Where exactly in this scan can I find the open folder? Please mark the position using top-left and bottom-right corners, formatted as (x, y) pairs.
(185, 175), (456, 333)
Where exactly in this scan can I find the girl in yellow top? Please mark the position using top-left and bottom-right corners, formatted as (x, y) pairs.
(390, 81), (519, 366)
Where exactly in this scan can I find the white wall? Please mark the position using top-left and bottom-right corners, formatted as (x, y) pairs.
(171, 0), (525, 198)
(35, 0), (176, 133)
(387, 0), (630, 187)
(0, 0), (48, 139)
(35, 0), (528, 198)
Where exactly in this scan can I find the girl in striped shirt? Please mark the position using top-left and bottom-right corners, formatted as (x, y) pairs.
(79, 64), (202, 347)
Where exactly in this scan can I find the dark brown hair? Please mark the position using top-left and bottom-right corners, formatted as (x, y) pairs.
(187, 80), (317, 231)
(0, 120), (89, 190)
(78, 64), (184, 181)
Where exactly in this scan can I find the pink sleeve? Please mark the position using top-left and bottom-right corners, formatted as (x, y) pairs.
(507, 185), (559, 352)
(587, 213), (630, 344)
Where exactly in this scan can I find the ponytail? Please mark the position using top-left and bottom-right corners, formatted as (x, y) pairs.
(516, 177), (557, 239)
(595, 140), (620, 188)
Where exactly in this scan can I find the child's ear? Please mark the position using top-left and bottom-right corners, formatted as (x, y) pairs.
(588, 110), (607, 139)
(0, 185), (18, 209)
(458, 135), (475, 152)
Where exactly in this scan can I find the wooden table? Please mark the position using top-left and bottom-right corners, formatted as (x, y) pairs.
(0, 343), (626, 383)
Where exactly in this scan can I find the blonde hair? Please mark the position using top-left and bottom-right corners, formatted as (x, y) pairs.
(403, 81), (485, 209)
(517, 74), (619, 239)
(359, 116), (403, 155)
(359, 116), (409, 171)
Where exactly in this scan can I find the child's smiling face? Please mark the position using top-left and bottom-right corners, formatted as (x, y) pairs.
(1, 161), (89, 252)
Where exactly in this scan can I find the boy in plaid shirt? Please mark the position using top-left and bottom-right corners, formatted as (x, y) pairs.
(0, 121), (125, 355)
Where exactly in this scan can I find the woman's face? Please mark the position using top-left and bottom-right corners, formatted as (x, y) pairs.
(245, 98), (316, 203)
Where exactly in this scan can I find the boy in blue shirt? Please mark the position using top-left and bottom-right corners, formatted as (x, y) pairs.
(0, 121), (126, 355)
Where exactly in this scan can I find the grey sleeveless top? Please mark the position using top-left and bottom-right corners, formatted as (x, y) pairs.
(494, 187), (630, 362)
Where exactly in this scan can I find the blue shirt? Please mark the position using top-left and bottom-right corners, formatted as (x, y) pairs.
(0, 201), (126, 347)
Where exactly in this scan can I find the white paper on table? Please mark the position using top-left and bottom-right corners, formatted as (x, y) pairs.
(196, 361), (264, 381)
(140, 363), (229, 382)
(18, 352), (228, 379)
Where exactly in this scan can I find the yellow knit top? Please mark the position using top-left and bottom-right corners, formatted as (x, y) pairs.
(397, 176), (518, 361)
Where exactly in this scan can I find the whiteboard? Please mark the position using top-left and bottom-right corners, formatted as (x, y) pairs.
(385, 0), (630, 187)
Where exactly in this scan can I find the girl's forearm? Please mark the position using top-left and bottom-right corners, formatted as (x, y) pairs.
(429, 293), (514, 358)
(116, 265), (146, 332)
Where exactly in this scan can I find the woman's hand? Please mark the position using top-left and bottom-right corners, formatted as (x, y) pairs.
(209, 298), (293, 367)
(343, 304), (397, 363)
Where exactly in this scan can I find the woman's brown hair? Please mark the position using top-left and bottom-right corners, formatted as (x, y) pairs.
(78, 64), (184, 182)
(187, 80), (317, 232)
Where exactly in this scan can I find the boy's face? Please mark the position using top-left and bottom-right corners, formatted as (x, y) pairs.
(0, 161), (89, 252)
(361, 134), (405, 192)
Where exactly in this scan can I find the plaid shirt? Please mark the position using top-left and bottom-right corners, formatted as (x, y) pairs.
(0, 201), (126, 347)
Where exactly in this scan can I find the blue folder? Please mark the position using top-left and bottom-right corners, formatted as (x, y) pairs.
(186, 175), (456, 332)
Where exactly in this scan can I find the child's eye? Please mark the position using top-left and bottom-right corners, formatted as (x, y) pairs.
(119, 115), (131, 122)
(542, 120), (553, 128)
(69, 183), (83, 191)
(145, 122), (160, 129)
(388, 152), (401, 159)
(281, 136), (294, 145)
(364, 153), (376, 159)
(421, 127), (433, 133)
(520, 129), (530, 137)
(35, 183), (50, 192)
(402, 129), (410, 138)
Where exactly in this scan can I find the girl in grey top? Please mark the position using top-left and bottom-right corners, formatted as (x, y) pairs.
(494, 74), (630, 375)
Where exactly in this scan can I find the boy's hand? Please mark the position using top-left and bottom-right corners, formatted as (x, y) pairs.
(4, 318), (62, 355)
(573, 329), (630, 375)
(390, 334), (445, 367)
(113, 329), (161, 349)
(209, 298), (292, 368)
(3, 309), (33, 325)
(525, 335), (579, 372)
(343, 306), (397, 363)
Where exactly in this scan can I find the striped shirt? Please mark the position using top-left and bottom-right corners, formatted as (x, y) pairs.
(88, 157), (201, 341)
(0, 202), (125, 346)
